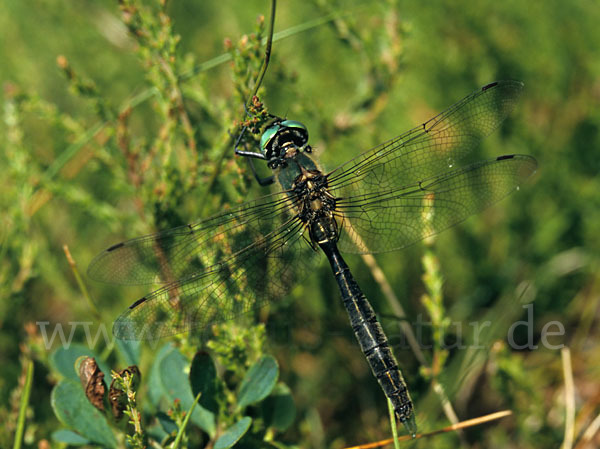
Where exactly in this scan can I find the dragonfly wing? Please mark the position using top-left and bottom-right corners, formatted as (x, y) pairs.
(112, 217), (318, 339)
(325, 80), (532, 253)
(87, 191), (298, 285)
(327, 81), (524, 195)
(334, 155), (537, 254)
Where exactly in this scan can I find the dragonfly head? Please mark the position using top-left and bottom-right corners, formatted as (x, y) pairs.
(260, 119), (310, 167)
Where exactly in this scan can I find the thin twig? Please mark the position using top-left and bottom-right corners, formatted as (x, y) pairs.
(63, 244), (101, 320)
(202, 0), (278, 208)
(432, 379), (462, 429)
(39, 11), (335, 191)
(574, 412), (600, 449)
(245, 0), (276, 111)
(157, 56), (199, 187)
(343, 410), (513, 449)
(12, 360), (34, 449)
(561, 347), (575, 449)
(360, 254), (426, 365)
(361, 251), (462, 432)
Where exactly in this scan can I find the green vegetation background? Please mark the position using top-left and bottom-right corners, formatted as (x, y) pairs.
(1, 0), (599, 447)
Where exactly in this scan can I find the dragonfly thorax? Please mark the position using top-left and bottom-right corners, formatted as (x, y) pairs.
(291, 167), (339, 245)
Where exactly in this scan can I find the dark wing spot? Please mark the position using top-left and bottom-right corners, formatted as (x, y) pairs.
(107, 242), (125, 252)
(496, 154), (515, 161)
(482, 81), (498, 91)
(129, 296), (148, 309)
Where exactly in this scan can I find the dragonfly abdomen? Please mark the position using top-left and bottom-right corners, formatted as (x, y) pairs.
(318, 239), (416, 435)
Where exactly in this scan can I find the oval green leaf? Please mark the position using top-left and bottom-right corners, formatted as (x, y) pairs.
(147, 343), (174, 406)
(50, 344), (109, 382)
(158, 348), (216, 437)
(156, 411), (177, 434)
(261, 383), (296, 431)
(51, 429), (90, 445)
(238, 355), (279, 409)
(190, 352), (219, 414)
(214, 416), (252, 449)
(115, 339), (141, 366)
(51, 379), (117, 448)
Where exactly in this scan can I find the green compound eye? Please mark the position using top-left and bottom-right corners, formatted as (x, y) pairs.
(280, 120), (307, 133)
(280, 120), (309, 147)
(259, 120), (309, 158)
(260, 124), (281, 155)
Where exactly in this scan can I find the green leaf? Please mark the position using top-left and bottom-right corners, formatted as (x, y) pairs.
(261, 383), (296, 431)
(158, 347), (216, 437)
(214, 416), (252, 449)
(51, 379), (117, 448)
(51, 429), (90, 445)
(145, 421), (170, 445)
(50, 344), (109, 382)
(190, 351), (219, 414)
(115, 339), (141, 366)
(238, 355), (278, 409)
(156, 411), (177, 434)
(147, 343), (174, 406)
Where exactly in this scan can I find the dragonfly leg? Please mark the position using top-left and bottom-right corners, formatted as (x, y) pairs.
(233, 123), (274, 185)
(248, 158), (274, 186)
(233, 123), (266, 160)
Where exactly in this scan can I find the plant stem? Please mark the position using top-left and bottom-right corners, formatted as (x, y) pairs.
(13, 359), (33, 449)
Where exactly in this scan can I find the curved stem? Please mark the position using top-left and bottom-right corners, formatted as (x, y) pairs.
(245, 0), (277, 111)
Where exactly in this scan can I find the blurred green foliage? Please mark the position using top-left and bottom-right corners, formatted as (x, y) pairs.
(1, 0), (599, 447)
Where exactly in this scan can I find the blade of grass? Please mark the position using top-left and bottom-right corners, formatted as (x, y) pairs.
(12, 359), (34, 449)
(179, 10), (342, 82)
(387, 398), (401, 449)
(170, 392), (202, 449)
(63, 244), (100, 320)
(561, 347), (575, 449)
(41, 121), (105, 184)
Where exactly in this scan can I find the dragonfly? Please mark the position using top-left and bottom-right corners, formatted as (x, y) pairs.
(88, 80), (537, 435)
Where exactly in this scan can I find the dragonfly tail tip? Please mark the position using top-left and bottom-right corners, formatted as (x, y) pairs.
(401, 414), (417, 438)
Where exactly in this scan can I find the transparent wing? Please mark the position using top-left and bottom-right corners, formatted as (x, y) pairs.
(112, 218), (317, 340)
(327, 81), (524, 192)
(324, 80), (532, 253)
(88, 190), (320, 340)
(88, 190), (300, 285)
(334, 155), (536, 253)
